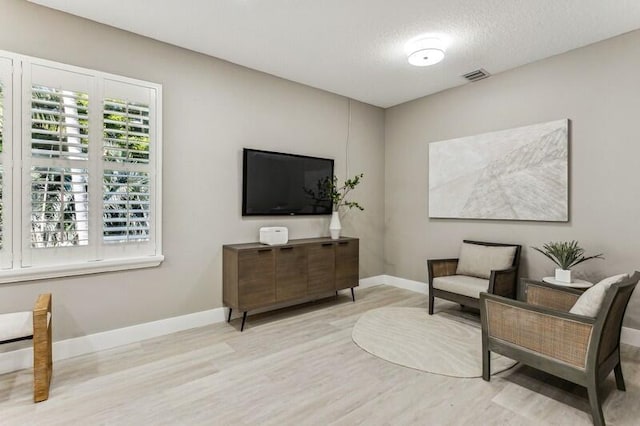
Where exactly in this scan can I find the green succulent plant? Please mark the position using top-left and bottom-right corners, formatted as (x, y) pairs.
(532, 240), (604, 270)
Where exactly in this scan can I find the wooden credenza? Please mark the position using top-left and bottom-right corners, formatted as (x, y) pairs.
(223, 237), (359, 330)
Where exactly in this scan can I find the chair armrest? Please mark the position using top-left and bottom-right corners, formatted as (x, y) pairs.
(488, 266), (518, 298)
(427, 258), (459, 282)
(521, 278), (582, 312)
(480, 293), (594, 369)
(34, 293), (51, 314)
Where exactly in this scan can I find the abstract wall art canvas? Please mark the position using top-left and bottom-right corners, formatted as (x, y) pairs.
(428, 119), (568, 221)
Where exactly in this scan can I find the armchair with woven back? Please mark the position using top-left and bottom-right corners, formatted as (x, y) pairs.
(427, 240), (522, 314)
(481, 272), (639, 426)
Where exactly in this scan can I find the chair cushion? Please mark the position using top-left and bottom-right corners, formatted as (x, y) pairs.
(0, 311), (33, 342)
(433, 275), (490, 299)
(455, 243), (517, 279)
(569, 274), (629, 317)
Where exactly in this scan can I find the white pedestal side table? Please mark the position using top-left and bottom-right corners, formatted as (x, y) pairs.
(542, 277), (593, 289)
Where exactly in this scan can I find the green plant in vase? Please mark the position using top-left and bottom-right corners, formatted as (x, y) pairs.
(325, 173), (364, 239)
(532, 240), (604, 283)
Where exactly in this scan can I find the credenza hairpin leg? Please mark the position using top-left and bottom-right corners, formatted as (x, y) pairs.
(351, 287), (355, 302)
(227, 308), (232, 323)
(241, 311), (247, 332)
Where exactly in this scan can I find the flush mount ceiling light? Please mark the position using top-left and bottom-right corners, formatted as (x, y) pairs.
(406, 37), (446, 67)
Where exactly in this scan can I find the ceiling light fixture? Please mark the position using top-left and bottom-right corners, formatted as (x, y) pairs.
(406, 37), (446, 67)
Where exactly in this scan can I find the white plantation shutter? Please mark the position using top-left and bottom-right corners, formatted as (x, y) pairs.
(29, 84), (90, 249)
(0, 71), (5, 250)
(102, 97), (151, 243)
(22, 64), (94, 266)
(31, 86), (89, 160)
(101, 79), (158, 258)
(30, 166), (89, 248)
(0, 50), (162, 281)
(0, 57), (12, 269)
(103, 170), (150, 242)
(103, 99), (150, 164)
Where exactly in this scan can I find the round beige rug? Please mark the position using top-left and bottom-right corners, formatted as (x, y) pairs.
(352, 307), (517, 378)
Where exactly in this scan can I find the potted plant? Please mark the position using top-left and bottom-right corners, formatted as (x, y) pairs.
(325, 173), (364, 239)
(532, 240), (604, 283)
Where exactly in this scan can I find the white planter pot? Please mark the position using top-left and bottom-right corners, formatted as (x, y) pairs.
(329, 211), (341, 239)
(555, 268), (572, 283)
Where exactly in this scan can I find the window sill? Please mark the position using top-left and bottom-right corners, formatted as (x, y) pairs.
(0, 255), (164, 284)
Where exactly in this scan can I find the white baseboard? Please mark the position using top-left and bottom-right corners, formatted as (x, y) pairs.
(359, 274), (428, 294)
(358, 275), (387, 288)
(1, 274), (638, 374)
(0, 307), (226, 375)
(383, 275), (429, 294)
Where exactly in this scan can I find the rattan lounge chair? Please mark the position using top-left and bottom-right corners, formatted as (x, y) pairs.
(0, 293), (53, 402)
(427, 240), (521, 314)
(480, 273), (639, 426)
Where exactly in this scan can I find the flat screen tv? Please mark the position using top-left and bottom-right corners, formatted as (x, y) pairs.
(242, 148), (334, 216)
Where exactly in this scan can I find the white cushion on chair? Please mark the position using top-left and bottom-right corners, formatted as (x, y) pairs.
(455, 243), (517, 279)
(0, 311), (33, 342)
(433, 275), (490, 299)
(569, 274), (629, 317)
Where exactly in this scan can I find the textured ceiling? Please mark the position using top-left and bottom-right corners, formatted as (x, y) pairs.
(28, 0), (640, 108)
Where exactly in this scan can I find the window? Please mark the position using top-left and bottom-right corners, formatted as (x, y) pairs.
(0, 56), (12, 271)
(30, 84), (90, 249)
(0, 77), (4, 251)
(0, 51), (162, 283)
(102, 96), (151, 244)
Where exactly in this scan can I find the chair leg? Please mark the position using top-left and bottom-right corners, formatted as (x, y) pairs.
(614, 362), (626, 391)
(33, 322), (52, 402)
(428, 294), (434, 315)
(587, 380), (605, 426)
(33, 294), (52, 403)
(482, 349), (491, 381)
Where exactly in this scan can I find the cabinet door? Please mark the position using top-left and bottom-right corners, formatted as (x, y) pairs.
(276, 246), (307, 302)
(335, 240), (359, 290)
(238, 248), (275, 310)
(307, 242), (335, 295)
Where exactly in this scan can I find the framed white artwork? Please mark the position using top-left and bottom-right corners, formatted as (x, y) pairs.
(428, 119), (569, 221)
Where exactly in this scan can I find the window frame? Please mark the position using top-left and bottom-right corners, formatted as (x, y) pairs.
(0, 50), (163, 284)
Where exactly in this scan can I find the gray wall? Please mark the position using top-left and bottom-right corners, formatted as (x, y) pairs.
(385, 29), (640, 327)
(2, 0), (638, 343)
(0, 0), (385, 341)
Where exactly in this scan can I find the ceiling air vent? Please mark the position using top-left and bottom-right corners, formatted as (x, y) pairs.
(462, 68), (491, 82)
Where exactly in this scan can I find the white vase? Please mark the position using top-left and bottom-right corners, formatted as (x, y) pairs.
(555, 268), (572, 283)
(329, 211), (341, 239)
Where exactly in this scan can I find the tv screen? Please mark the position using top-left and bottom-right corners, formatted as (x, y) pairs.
(242, 149), (334, 216)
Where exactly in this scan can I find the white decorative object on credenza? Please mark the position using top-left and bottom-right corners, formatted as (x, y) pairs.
(329, 212), (341, 239)
(259, 227), (288, 245)
(325, 173), (364, 240)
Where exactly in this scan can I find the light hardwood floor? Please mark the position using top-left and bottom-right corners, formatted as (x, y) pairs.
(1, 285), (639, 425)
